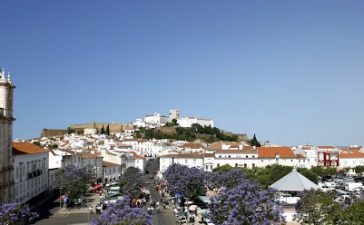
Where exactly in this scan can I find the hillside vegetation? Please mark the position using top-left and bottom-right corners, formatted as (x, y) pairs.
(134, 123), (240, 143)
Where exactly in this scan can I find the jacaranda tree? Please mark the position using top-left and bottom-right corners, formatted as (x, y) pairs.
(119, 167), (147, 198)
(0, 203), (31, 225)
(209, 179), (284, 225)
(164, 164), (206, 199)
(91, 196), (151, 225)
(210, 169), (248, 189)
(56, 164), (95, 201)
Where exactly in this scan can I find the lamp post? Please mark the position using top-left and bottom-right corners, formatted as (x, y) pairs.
(59, 187), (62, 208)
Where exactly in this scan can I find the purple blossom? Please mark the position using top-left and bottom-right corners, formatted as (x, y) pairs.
(57, 165), (95, 200)
(209, 179), (284, 225)
(164, 164), (206, 198)
(0, 204), (31, 225)
(91, 196), (151, 225)
(208, 169), (248, 189)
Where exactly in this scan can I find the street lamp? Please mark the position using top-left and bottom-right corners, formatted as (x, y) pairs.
(59, 187), (62, 208)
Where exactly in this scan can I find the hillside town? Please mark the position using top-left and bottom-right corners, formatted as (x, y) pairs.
(1, 71), (364, 225)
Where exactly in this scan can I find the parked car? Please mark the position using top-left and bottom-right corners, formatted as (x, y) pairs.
(345, 182), (363, 191)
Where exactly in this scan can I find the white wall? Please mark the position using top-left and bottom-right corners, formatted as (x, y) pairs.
(340, 158), (364, 169)
(159, 157), (204, 173)
(14, 152), (49, 204)
(177, 117), (214, 128)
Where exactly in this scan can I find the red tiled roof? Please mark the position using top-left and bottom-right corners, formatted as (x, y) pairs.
(133, 153), (144, 159)
(340, 152), (364, 158)
(296, 154), (307, 159)
(12, 142), (49, 155)
(258, 147), (296, 158)
(81, 153), (102, 159)
(215, 146), (257, 154)
(208, 142), (241, 150)
(181, 143), (204, 149)
(103, 161), (120, 168)
(317, 146), (336, 149)
(160, 153), (214, 159)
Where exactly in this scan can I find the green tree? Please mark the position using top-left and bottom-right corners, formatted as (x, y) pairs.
(249, 134), (261, 147)
(67, 127), (75, 134)
(297, 168), (319, 184)
(295, 189), (340, 225)
(213, 164), (234, 172)
(268, 165), (292, 185)
(311, 166), (324, 176)
(32, 141), (41, 147)
(100, 125), (105, 134)
(323, 167), (337, 176)
(354, 165), (364, 175)
(106, 124), (110, 135)
(171, 119), (178, 126)
(49, 143), (58, 149)
(339, 200), (364, 225)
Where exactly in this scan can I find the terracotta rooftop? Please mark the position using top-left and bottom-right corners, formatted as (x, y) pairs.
(181, 143), (204, 149)
(133, 153), (145, 159)
(160, 153), (214, 159)
(208, 142), (240, 150)
(317, 146), (336, 149)
(296, 154), (307, 159)
(103, 161), (120, 168)
(258, 147), (296, 158)
(340, 152), (364, 158)
(12, 142), (49, 155)
(81, 153), (102, 159)
(215, 146), (257, 154)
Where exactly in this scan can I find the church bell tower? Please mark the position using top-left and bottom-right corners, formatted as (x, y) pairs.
(0, 68), (15, 204)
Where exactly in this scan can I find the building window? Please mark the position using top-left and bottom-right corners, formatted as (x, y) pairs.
(244, 164), (247, 168)
(252, 163), (255, 168)
(235, 163), (238, 167)
(252, 155), (255, 158)
(246, 155), (248, 158)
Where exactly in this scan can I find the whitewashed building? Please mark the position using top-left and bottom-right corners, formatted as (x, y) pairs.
(214, 147), (259, 169)
(159, 153), (212, 173)
(102, 161), (121, 184)
(339, 147), (364, 169)
(13, 142), (49, 204)
(177, 117), (214, 128)
(144, 113), (169, 127)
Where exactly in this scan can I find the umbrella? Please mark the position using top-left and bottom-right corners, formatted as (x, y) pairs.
(175, 193), (184, 198)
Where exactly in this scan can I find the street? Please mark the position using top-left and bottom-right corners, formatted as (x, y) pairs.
(145, 158), (177, 225)
(33, 158), (176, 225)
(34, 194), (98, 225)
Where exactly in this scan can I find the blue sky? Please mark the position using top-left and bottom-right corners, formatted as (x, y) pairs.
(0, 1), (363, 146)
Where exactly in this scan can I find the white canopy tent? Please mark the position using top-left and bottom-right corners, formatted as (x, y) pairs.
(269, 169), (319, 192)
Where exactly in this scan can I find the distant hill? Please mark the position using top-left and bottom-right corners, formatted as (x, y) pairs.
(134, 124), (247, 143)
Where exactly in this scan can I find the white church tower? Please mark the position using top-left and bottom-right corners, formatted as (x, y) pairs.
(0, 68), (15, 204)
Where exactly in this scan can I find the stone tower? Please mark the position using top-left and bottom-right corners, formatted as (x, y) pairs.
(0, 68), (15, 204)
